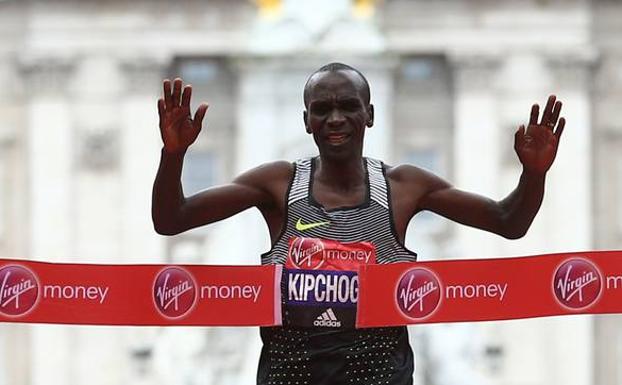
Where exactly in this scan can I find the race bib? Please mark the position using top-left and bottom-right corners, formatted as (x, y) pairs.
(283, 237), (376, 329)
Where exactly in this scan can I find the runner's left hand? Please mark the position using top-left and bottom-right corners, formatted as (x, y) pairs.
(514, 95), (565, 175)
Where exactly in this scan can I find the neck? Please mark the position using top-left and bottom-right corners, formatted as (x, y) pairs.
(316, 154), (365, 189)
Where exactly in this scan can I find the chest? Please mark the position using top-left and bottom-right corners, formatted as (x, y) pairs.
(311, 180), (367, 211)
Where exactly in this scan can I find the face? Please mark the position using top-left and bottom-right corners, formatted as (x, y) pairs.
(303, 70), (374, 160)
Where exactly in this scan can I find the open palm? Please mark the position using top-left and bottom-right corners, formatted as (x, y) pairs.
(514, 95), (565, 175)
(157, 78), (208, 154)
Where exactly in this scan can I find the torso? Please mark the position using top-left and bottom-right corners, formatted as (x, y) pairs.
(257, 158), (429, 246)
(261, 156), (417, 265)
(257, 156), (417, 385)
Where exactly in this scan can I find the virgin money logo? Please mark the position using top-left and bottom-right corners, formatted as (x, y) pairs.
(288, 238), (325, 270)
(153, 267), (197, 319)
(396, 267), (441, 320)
(553, 258), (602, 310)
(0, 265), (40, 317)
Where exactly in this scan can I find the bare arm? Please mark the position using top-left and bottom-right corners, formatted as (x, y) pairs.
(394, 95), (565, 239)
(152, 151), (289, 235)
(416, 170), (546, 239)
(151, 78), (290, 235)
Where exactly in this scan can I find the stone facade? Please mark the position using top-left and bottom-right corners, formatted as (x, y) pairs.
(0, 1), (620, 384)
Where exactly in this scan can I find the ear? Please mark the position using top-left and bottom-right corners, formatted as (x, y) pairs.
(366, 104), (374, 127)
(304, 110), (312, 134)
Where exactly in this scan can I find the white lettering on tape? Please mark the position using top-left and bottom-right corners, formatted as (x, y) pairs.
(445, 283), (508, 301)
(43, 285), (110, 304)
(200, 285), (262, 303)
(288, 272), (358, 304)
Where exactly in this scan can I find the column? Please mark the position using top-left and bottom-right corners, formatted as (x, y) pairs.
(119, 57), (167, 264)
(72, 55), (123, 262)
(592, 50), (622, 385)
(22, 57), (75, 261)
(119, 56), (169, 385)
(0, 54), (31, 385)
(544, 51), (595, 385)
(20, 55), (75, 385)
(544, 53), (593, 252)
(449, 53), (502, 258)
(70, 55), (127, 385)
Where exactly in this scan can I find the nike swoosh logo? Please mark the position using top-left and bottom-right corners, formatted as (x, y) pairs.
(296, 219), (330, 231)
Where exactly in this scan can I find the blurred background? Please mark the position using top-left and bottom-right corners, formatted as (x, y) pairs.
(0, 0), (621, 384)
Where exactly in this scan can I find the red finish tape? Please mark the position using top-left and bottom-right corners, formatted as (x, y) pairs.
(2, 251), (622, 328)
(356, 251), (622, 328)
(0, 259), (282, 326)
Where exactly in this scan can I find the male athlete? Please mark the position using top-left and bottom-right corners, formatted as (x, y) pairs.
(152, 63), (565, 385)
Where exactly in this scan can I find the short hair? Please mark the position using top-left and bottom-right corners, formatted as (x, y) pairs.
(303, 62), (371, 107)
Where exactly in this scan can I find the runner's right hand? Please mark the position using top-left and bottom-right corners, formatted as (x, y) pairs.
(158, 78), (208, 154)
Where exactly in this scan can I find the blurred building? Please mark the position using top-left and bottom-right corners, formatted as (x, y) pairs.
(0, 0), (621, 384)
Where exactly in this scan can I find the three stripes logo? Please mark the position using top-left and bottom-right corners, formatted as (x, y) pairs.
(313, 308), (341, 327)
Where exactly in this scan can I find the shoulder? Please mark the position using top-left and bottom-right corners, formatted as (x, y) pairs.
(382, 163), (453, 206)
(384, 163), (448, 189)
(226, 160), (294, 211)
(239, 160), (294, 178)
(234, 160), (294, 188)
(380, 163), (454, 218)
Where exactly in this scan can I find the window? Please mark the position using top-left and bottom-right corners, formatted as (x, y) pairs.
(393, 55), (453, 236)
(167, 58), (237, 242)
(170, 57), (237, 192)
(182, 151), (219, 195)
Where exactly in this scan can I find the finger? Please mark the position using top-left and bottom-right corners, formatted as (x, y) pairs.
(529, 104), (539, 125)
(172, 78), (183, 106)
(193, 103), (209, 131)
(157, 98), (165, 119)
(554, 117), (565, 141)
(516, 124), (525, 137)
(181, 85), (192, 109)
(163, 79), (172, 108)
(514, 125), (525, 151)
(551, 100), (562, 126)
(540, 95), (556, 125)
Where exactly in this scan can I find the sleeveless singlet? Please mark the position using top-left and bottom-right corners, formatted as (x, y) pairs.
(258, 157), (418, 385)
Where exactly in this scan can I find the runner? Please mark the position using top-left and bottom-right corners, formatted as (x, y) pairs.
(152, 62), (565, 385)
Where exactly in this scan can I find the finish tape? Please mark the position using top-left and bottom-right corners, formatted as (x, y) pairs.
(1, 250), (621, 327)
(357, 250), (622, 328)
(0, 259), (282, 326)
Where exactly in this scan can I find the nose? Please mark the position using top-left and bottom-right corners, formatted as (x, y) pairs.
(327, 108), (346, 127)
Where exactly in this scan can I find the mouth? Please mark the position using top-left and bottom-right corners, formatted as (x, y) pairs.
(325, 133), (351, 145)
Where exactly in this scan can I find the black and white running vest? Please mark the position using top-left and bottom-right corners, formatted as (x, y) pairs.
(258, 157), (417, 385)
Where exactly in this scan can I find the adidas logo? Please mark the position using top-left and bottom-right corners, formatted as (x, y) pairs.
(313, 308), (341, 327)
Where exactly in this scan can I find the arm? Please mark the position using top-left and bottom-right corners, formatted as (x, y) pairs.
(151, 78), (289, 235)
(152, 151), (286, 235)
(415, 95), (566, 239)
(415, 170), (544, 239)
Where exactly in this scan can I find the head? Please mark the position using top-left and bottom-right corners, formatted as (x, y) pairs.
(303, 63), (374, 160)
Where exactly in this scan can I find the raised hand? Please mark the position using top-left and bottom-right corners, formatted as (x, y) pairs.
(514, 95), (565, 175)
(158, 78), (209, 154)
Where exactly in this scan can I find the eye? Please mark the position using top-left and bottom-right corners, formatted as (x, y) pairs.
(340, 100), (361, 112)
(311, 103), (331, 116)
